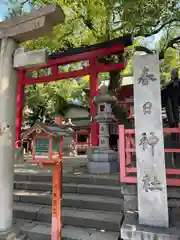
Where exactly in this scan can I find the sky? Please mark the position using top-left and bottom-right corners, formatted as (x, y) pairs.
(0, 0), (30, 20)
(0, 1), (8, 20)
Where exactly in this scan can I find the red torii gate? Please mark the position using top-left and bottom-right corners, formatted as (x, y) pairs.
(15, 36), (132, 148)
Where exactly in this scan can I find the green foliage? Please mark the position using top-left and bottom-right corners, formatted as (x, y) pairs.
(6, 0), (180, 125)
(24, 78), (87, 125)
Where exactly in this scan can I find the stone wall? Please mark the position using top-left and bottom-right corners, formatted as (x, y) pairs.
(121, 183), (180, 225)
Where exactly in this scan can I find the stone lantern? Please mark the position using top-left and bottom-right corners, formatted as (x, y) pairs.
(88, 84), (118, 173)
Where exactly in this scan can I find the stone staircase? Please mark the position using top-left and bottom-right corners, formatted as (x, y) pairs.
(13, 171), (123, 239)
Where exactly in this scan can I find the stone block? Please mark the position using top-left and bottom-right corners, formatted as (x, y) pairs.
(121, 212), (180, 240)
(124, 195), (137, 212)
(0, 229), (16, 240)
(168, 198), (180, 208)
(77, 184), (122, 197)
(14, 174), (28, 182)
(63, 194), (124, 212)
(61, 208), (122, 232)
(37, 207), (51, 223)
(167, 187), (180, 198)
(88, 152), (118, 162)
(27, 225), (51, 240)
(15, 181), (52, 191)
(121, 184), (137, 195)
(88, 160), (119, 174)
(62, 225), (119, 240)
(0, 4), (65, 42)
(13, 203), (42, 221)
(28, 174), (52, 182)
(13, 194), (20, 202)
(63, 183), (77, 193)
(13, 48), (48, 68)
(14, 192), (52, 205)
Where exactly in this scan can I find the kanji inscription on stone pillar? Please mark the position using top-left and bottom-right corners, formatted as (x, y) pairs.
(133, 54), (169, 228)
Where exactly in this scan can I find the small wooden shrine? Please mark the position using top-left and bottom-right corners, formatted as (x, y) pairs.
(21, 122), (74, 166)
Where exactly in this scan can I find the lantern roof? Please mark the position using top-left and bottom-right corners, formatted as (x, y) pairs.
(21, 122), (74, 139)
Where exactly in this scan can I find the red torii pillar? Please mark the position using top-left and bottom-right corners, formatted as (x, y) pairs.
(89, 57), (99, 146)
(15, 70), (25, 148)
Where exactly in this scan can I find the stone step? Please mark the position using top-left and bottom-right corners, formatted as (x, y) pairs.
(14, 171), (119, 186)
(14, 202), (122, 232)
(18, 220), (119, 240)
(14, 181), (122, 198)
(13, 190), (124, 212)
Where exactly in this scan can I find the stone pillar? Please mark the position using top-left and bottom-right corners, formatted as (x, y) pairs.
(0, 38), (17, 232)
(0, 5), (65, 238)
(133, 54), (169, 228)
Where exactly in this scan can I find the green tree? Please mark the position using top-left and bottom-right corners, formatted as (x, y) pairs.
(26, 0), (180, 88)
(6, 0), (180, 105)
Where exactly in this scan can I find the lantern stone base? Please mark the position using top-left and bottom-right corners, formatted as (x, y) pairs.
(121, 212), (180, 240)
(87, 149), (118, 173)
(0, 229), (16, 240)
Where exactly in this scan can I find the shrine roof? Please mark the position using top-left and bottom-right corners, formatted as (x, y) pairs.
(67, 102), (90, 111)
(49, 35), (132, 59)
(71, 118), (90, 127)
(21, 122), (74, 139)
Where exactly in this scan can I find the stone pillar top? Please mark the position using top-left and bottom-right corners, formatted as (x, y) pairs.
(0, 4), (65, 42)
(93, 83), (116, 104)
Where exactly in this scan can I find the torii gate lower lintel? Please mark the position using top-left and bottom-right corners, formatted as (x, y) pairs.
(15, 36), (133, 148)
(0, 3), (64, 238)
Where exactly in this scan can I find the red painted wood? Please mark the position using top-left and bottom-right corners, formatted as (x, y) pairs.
(125, 135), (131, 166)
(125, 128), (180, 134)
(15, 70), (25, 148)
(89, 57), (99, 146)
(119, 125), (126, 182)
(126, 167), (180, 176)
(97, 62), (124, 73)
(22, 43), (124, 72)
(24, 68), (90, 85)
(119, 124), (180, 186)
(24, 62), (125, 85)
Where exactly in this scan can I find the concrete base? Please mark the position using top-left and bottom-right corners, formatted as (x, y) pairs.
(0, 229), (16, 240)
(87, 150), (118, 173)
(88, 160), (119, 173)
(121, 213), (180, 240)
(88, 151), (117, 162)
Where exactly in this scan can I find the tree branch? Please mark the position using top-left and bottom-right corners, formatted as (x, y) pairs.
(20, 0), (29, 4)
(167, 36), (180, 48)
(134, 18), (180, 37)
(134, 46), (154, 54)
(134, 35), (180, 60)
